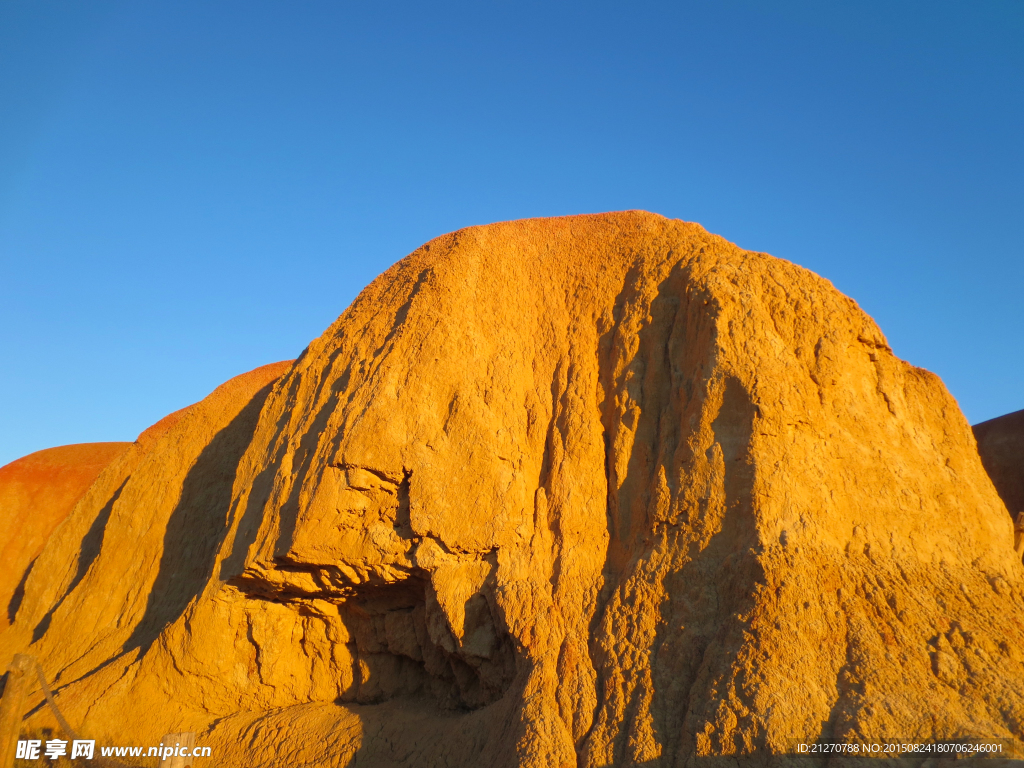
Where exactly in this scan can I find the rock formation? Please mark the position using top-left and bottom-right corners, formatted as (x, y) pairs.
(0, 443), (130, 630)
(2, 212), (1023, 767)
(974, 410), (1024, 522)
(0, 360), (289, 664)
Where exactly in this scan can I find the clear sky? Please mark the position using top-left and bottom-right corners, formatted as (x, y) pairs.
(1, 1), (1021, 467)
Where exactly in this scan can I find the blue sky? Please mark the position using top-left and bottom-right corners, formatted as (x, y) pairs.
(1, 1), (1021, 466)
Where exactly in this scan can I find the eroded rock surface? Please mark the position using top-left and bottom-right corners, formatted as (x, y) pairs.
(3, 212), (1023, 767)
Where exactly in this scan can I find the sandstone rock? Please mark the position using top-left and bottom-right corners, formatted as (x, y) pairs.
(0, 361), (290, 699)
(3, 213), (1022, 767)
(0, 442), (130, 630)
(974, 409), (1024, 521)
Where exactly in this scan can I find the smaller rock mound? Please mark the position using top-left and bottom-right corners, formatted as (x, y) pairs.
(974, 409), (1024, 547)
(0, 442), (131, 629)
(0, 361), (294, 634)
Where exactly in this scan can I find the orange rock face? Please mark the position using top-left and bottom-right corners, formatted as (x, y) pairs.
(0, 360), (290, 639)
(974, 409), (1024, 520)
(0, 442), (130, 630)
(3, 213), (1023, 767)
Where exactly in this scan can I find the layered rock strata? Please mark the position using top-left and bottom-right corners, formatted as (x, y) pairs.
(2, 212), (1023, 767)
